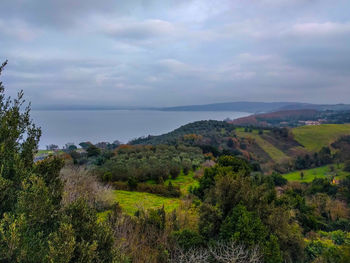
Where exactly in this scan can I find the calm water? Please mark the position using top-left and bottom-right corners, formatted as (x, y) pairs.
(31, 110), (249, 148)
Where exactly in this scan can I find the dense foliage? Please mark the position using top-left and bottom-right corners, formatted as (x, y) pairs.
(130, 120), (236, 146)
(96, 144), (204, 183)
(0, 62), (117, 262)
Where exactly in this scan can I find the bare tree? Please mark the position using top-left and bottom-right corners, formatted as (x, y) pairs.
(170, 247), (210, 263)
(60, 165), (114, 209)
(209, 242), (262, 263)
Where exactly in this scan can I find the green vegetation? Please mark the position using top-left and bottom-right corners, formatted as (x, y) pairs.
(96, 144), (204, 183)
(0, 62), (116, 263)
(236, 129), (288, 162)
(109, 171), (197, 214)
(283, 164), (350, 182)
(3, 61), (350, 263)
(37, 149), (55, 155)
(130, 120), (236, 145)
(293, 124), (350, 152)
(159, 170), (199, 195)
(112, 190), (181, 215)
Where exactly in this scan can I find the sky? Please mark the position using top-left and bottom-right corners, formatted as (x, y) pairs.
(1, 0), (350, 107)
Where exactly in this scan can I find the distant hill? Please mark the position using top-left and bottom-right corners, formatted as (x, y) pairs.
(230, 109), (319, 126)
(159, 102), (350, 113)
(230, 109), (350, 127)
(34, 101), (350, 113)
(130, 119), (350, 172)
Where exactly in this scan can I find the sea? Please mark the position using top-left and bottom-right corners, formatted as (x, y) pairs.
(31, 110), (249, 149)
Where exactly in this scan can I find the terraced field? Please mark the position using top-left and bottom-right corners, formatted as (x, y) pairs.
(292, 124), (350, 152)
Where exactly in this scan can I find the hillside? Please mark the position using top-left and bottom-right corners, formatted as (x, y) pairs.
(231, 109), (318, 126)
(130, 120), (350, 173)
(292, 124), (350, 152)
(283, 164), (350, 182)
(158, 101), (350, 113)
(230, 109), (350, 127)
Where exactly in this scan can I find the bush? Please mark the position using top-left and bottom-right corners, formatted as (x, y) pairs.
(127, 177), (138, 190)
(344, 161), (350, 172)
(271, 173), (287, 186)
(171, 229), (204, 251)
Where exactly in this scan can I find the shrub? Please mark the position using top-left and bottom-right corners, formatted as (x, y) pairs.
(171, 229), (204, 251)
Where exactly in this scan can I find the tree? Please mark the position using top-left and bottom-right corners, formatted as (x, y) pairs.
(171, 229), (204, 251)
(0, 61), (117, 262)
(227, 138), (234, 148)
(68, 144), (77, 151)
(300, 171), (305, 180)
(344, 160), (350, 172)
(0, 60), (41, 216)
(127, 177), (138, 190)
(86, 144), (101, 157)
(47, 223), (76, 263)
(219, 205), (267, 246)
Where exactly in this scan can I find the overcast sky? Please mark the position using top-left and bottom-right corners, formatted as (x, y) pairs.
(1, 0), (350, 107)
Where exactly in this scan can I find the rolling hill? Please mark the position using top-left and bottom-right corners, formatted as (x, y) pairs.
(158, 102), (350, 113)
(292, 124), (350, 152)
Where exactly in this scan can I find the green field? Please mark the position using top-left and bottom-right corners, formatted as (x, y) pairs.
(102, 171), (198, 218)
(292, 124), (350, 152)
(147, 171), (199, 195)
(111, 190), (181, 215)
(236, 130), (288, 162)
(37, 150), (55, 155)
(165, 171), (199, 194)
(283, 164), (350, 182)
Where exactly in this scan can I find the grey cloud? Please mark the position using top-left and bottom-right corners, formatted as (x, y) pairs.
(1, 0), (350, 107)
(103, 19), (178, 40)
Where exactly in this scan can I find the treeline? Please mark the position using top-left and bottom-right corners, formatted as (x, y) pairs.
(294, 146), (333, 170)
(275, 136), (350, 173)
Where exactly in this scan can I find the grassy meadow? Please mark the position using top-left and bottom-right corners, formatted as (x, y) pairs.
(112, 190), (181, 215)
(292, 124), (350, 152)
(157, 171), (199, 195)
(283, 164), (350, 182)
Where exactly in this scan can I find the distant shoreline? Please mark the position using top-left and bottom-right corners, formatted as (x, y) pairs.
(33, 101), (350, 113)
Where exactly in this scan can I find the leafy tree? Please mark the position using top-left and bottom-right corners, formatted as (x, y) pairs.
(171, 229), (204, 251)
(79, 141), (93, 149)
(271, 173), (287, 186)
(86, 144), (101, 157)
(47, 223), (76, 263)
(344, 160), (350, 172)
(227, 138), (234, 148)
(0, 61), (116, 262)
(219, 205), (267, 245)
(0, 60), (41, 216)
(127, 177), (138, 190)
(68, 144), (77, 151)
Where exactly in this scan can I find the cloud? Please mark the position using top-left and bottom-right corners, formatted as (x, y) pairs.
(0, 19), (41, 41)
(290, 22), (350, 36)
(103, 19), (178, 40)
(1, 0), (350, 107)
